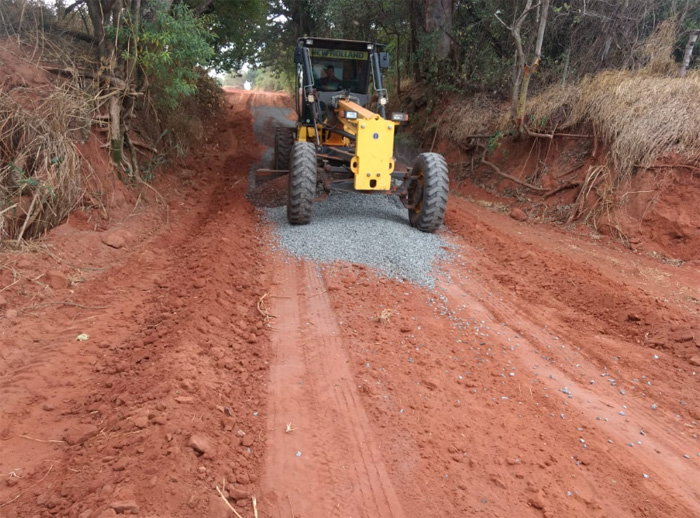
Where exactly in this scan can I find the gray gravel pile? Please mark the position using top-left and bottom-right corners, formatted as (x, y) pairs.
(264, 192), (451, 287)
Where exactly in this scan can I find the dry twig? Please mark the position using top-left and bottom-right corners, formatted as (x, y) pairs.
(256, 293), (275, 322)
(0, 464), (54, 508)
(215, 485), (245, 518)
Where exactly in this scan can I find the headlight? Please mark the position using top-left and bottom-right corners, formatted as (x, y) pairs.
(340, 110), (358, 120)
(379, 97), (387, 106)
(391, 112), (409, 122)
(307, 94), (315, 103)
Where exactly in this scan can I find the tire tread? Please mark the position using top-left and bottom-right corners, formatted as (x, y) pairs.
(408, 152), (449, 233)
(287, 141), (317, 225)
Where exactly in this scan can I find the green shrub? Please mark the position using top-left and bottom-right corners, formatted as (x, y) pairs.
(138, 2), (215, 110)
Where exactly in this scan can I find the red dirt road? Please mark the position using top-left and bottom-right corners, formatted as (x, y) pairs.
(1, 89), (699, 518)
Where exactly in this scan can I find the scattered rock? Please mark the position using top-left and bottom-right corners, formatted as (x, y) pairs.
(207, 315), (223, 327)
(627, 314), (641, 322)
(63, 425), (99, 446)
(42, 403), (55, 411)
(421, 379), (438, 391)
(175, 396), (194, 404)
(5, 308), (19, 321)
(188, 493), (201, 508)
(0, 295), (7, 308)
(227, 485), (251, 500)
(528, 493), (546, 510)
(193, 278), (207, 289)
(509, 208), (528, 222)
(110, 500), (140, 514)
(673, 331), (695, 343)
(97, 509), (118, 518)
(78, 509), (93, 518)
(132, 415), (149, 429)
(489, 474), (507, 489)
(44, 270), (69, 290)
(101, 232), (127, 249)
(112, 457), (130, 471)
(187, 433), (217, 458)
(689, 356), (700, 367)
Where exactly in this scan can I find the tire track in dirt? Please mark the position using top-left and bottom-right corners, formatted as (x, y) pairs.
(261, 258), (405, 518)
(442, 277), (700, 516)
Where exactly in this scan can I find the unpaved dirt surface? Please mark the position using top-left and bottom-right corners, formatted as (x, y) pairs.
(1, 88), (699, 518)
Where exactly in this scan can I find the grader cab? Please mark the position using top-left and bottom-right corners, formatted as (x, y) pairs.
(268, 37), (448, 233)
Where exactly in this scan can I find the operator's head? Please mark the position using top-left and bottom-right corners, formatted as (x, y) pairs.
(326, 65), (335, 78)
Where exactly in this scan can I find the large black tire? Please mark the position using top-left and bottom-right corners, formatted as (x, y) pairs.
(274, 127), (294, 170)
(408, 152), (449, 233)
(287, 141), (317, 225)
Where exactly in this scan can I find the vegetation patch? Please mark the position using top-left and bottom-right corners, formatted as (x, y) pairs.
(0, 86), (90, 240)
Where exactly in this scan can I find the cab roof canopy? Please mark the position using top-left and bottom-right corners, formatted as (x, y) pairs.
(297, 37), (386, 52)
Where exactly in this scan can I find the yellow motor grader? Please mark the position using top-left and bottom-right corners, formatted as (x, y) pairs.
(267, 37), (448, 233)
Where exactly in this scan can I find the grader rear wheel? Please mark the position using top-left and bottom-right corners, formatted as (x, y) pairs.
(287, 141), (317, 225)
(407, 152), (449, 233)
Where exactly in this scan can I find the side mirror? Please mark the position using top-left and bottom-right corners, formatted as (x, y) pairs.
(294, 47), (303, 64)
(379, 52), (390, 69)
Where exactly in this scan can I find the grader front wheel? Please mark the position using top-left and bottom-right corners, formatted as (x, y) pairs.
(287, 141), (317, 225)
(274, 127), (294, 170)
(408, 152), (449, 233)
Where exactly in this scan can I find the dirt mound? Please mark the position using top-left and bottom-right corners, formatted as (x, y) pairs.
(0, 89), (270, 518)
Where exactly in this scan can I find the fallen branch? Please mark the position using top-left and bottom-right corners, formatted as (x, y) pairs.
(636, 163), (700, 173)
(544, 181), (581, 198)
(525, 127), (554, 139)
(27, 301), (109, 310)
(0, 204), (18, 217)
(481, 159), (547, 191)
(0, 277), (22, 293)
(19, 435), (66, 444)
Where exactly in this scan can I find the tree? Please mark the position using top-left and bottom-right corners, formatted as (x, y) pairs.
(56, 0), (264, 179)
(680, 28), (699, 75)
(494, 0), (550, 137)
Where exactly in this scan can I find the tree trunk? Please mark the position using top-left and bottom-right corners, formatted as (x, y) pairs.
(508, 0), (532, 125)
(409, 0), (422, 81)
(517, 0), (550, 136)
(396, 32), (401, 95)
(680, 29), (699, 76)
(561, 41), (571, 86)
(425, 0), (452, 61)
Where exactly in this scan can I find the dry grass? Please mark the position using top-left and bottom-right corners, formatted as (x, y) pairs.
(441, 94), (504, 148)
(526, 19), (699, 180)
(571, 70), (700, 177)
(526, 83), (581, 131)
(0, 81), (94, 241)
(638, 18), (677, 75)
(525, 69), (700, 180)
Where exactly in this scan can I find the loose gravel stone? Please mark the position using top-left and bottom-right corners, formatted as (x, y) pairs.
(264, 192), (450, 287)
